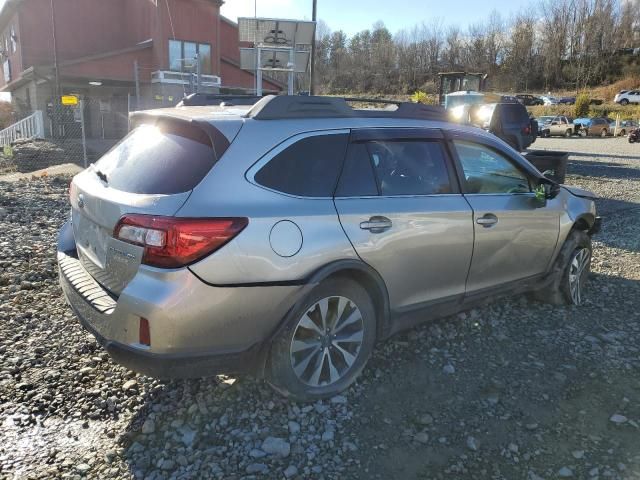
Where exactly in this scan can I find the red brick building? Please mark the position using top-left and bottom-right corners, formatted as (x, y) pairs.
(0, 0), (280, 138)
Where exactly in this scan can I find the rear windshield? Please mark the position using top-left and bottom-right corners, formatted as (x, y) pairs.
(501, 105), (527, 123)
(94, 122), (216, 194)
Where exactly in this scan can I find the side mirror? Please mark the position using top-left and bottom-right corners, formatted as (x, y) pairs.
(543, 181), (560, 199)
(534, 181), (560, 207)
(551, 121), (558, 125)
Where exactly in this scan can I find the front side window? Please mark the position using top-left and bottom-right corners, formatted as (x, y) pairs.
(453, 140), (530, 194)
(367, 140), (452, 196)
(255, 134), (348, 197)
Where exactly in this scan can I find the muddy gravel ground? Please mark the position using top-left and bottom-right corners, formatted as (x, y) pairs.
(0, 136), (639, 480)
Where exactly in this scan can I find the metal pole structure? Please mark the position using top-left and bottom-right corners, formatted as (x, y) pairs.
(133, 60), (141, 111)
(254, 0), (258, 95)
(309, 0), (317, 95)
(288, 48), (294, 95)
(79, 99), (88, 168)
(256, 47), (263, 96)
(50, 0), (60, 98)
(195, 52), (201, 93)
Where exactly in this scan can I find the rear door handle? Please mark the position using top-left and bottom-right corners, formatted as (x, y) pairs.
(360, 216), (392, 233)
(476, 214), (498, 227)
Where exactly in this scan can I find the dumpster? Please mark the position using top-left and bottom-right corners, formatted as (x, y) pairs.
(523, 150), (569, 184)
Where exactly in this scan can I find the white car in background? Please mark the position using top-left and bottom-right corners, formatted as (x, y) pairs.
(614, 90), (640, 105)
(540, 96), (559, 105)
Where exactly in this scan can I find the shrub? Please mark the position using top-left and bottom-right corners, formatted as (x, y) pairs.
(410, 90), (437, 105)
(574, 93), (591, 118)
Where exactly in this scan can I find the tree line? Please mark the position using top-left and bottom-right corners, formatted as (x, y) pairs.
(312, 0), (640, 95)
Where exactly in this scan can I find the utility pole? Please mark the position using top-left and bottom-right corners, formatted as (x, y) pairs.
(50, 0), (60, 98)
(133, 60), (141, 110)
(309, 0), (317, 95)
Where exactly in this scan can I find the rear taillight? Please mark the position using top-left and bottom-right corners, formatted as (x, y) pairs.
(114, 214), (248, 268)
(522, 125), (531, 134)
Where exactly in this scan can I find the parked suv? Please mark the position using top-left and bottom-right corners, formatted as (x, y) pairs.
(614, 90), (640, 105)
(538, 115), (581, 137)
(470, 102), (538, 151)
(578, 117), (610, 137)
(58, 96), (600, 400)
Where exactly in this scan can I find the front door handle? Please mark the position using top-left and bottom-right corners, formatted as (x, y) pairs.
(476, 213), (498, 227)
(360, 216), (392, 233)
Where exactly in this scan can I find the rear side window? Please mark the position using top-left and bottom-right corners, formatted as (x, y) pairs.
(255, 134), (348, 197)
(95, 122), (216, 195)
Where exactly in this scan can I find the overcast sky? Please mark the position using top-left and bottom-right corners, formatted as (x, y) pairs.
(221, 0), (533, 35)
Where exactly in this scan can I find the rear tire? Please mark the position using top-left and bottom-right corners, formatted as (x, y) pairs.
(620, 129), (626, 136)
(530, 229), (592, 306)
(601, 129), (608, 138)
(565, 129), (572, 138)
(266, 278), (376, 401)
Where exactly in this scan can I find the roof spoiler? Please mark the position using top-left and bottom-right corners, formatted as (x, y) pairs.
(129, 111), (230, 161)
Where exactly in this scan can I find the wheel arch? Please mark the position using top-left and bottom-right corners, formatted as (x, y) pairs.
(572, 213), (595, 231)
(305, 259), (392, 341)
(256, 259), (391, 377)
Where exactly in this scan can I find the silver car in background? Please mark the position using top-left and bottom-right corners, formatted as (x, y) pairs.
(58, 96), (601, 400)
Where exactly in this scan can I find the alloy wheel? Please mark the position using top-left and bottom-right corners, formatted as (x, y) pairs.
(290, 296), (364, 387)
(568, 247), (590, 305)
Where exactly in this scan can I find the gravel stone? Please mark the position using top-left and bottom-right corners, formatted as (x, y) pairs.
(284, 465), (298, 478)
(610, 413), (628, 424)
(558, 466), (574, 477)
(261, 437), (291, 457)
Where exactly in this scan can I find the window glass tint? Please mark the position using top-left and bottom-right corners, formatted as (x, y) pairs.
(336, 143), (378, 197)
(502, 105), (526, 123)
(453, 140), (530, 194)
(255, 134), (348, 197)
(95, 123), (216, 195)
(367, 140), (452, 196)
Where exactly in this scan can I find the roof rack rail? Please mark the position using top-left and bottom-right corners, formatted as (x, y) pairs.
(177, 93), (266, 107)
(246, 95), (449, 121)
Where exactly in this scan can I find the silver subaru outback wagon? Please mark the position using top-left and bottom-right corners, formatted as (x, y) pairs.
(58, 96), (600, 400)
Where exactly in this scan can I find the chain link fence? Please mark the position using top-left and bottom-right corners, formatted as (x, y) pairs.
(0, 87), (185, 176)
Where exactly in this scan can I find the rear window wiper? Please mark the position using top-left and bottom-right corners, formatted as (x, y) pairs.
(95, 169), (108, 184)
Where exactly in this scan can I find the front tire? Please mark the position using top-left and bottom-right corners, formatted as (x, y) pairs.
(620, 99), (629, 105)
(531, 230), (592, 306)
(601, 129), (608, 138)
(267, 278), (376, 401)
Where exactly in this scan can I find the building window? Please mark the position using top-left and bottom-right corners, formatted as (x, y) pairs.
(168, 40), (212, 74)
(10, 26), (16, 53)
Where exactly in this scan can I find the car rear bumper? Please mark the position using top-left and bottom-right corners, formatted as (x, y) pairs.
(74, 306), (262, 378)
(58, 221), (304, 377)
